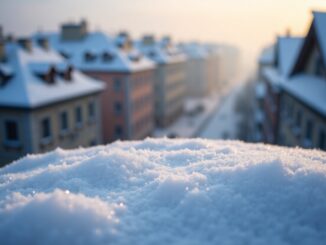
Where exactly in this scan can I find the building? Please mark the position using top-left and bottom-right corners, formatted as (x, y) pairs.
(278, 11), (326, 150)
(38, 21), (156, 143)
(253, 45), (274, 142)
(180, 42), (210, 97)
(260, 35), (302, 144)
(0, 38), (104, 166)
(136, 35), (186, 127)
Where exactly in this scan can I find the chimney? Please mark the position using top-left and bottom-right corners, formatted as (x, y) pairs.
(286, 28), (291, 37)
(0, 26), (3, 41)
(46, 66), (56, 84)
(64, 65), (74, 81)
(142, 35), (155, 46)
(61, 19), (88, 41)
(80, 19), (88, 35)
(18, 38), (32, 52)
(37, 37), (49, 50)
(0, 40), (5, 62)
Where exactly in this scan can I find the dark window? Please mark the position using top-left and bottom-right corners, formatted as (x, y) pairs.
(319, 131), (325, 150)
(114, 102), (122, 115)
(315, 54), (323, 77)
(295, 110), (302, 127)
(41, 118), (51, 139)
(305, 120), (313, 141)
(114, 125), (123, 138)
(88, 101), (95, 120)
(5, 120), (18, 141)
(75, 106), (83, 126)
(60, 111), (68, 131)
(114, 78), (122, 92)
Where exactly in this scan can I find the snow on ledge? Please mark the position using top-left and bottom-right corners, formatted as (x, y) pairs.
(1, 138), (326, 244)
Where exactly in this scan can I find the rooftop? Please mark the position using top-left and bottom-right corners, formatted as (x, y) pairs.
(0, 41), (104, 109)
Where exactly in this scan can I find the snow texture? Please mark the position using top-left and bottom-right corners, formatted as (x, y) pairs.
(1, 138), (326, 245)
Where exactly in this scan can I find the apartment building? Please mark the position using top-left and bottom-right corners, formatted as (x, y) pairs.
(136, 36), (186, 127)
(38, 21), (156, 143)
(278, 11), (326, 150)
(260, 35), (302, 144)
(180, 42), (210, 97)
(0, 38), (104, 166)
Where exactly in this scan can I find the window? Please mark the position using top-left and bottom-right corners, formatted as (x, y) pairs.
(305, 119), (314, 142)
(114, 125), (123, 138)
(60, 111), (68, 132)
(75, 106), (83, 127)
(88, 101), (95, 121)
(315, 54), (324, 77)
(114, 78), (122, 92)
(319, 130), (325, 150)
(295, 110), (302, 127)
(41, 118), (51, 139)
(114, 102), (122, 115)
(5, 120), (19, 141)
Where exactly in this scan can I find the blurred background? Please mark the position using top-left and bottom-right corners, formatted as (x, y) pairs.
(0, 0), (325, 166)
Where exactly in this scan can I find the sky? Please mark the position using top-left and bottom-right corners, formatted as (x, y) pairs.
(1, 0), (326, 78)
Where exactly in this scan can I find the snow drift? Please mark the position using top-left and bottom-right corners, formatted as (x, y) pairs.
(0, 138), (326, 245)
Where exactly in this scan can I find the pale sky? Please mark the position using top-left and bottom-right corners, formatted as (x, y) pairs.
(1, 0), (326, 77)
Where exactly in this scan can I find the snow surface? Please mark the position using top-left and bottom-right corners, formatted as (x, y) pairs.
(1, 138), (326, 245)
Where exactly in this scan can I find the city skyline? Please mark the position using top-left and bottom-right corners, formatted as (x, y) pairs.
(1, 0), (326, 77)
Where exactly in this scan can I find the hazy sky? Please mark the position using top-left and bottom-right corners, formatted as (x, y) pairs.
(1, 0), (326, 77)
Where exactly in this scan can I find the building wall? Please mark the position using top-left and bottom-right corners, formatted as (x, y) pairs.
(0, 94), (102, 166)
(85, 70), (155, 143)
(155, 61), (186, 127)
(262, 78), (280, 144)
(129, 70), (155, 139)
(184, 58), (208, 97)
(206, 54), (221, 92)
(0, 109), (32, 166)
(278, 92), (326, 150)
(29, 94), (101, 153)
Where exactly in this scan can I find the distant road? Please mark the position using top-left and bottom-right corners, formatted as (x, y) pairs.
(198, 84), (243, 140)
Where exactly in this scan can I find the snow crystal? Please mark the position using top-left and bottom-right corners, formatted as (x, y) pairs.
(1, 138), (326, 245)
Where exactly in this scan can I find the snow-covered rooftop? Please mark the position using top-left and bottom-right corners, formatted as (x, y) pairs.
(313, 11), (326, 65)
(1, 138), (326, 244)
(135, 38), (186, 65)
(258, 45), (275, 65)
(281, 74), (326, 117)
(277, 36), (303, 77)
(0, 42), (104, 109)
(35, 32), (155, 73)
(179, 42), (210, 60)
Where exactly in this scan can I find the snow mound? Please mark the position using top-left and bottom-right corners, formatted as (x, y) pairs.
(1, 138), (326, 245)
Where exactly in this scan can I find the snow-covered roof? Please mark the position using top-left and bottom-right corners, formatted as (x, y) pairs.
(313, 11), (326, 65)
(35, 32), (155, 73)
(277, 36), (303, 77)
(179, 42), (210, 59)
(281, 74), (326, 116)
(262, 66), (282, 87)
(1, 138), (326, 244)
(0, 42), (104, 109)
(258, 45), (275, 65)
(135, 38), (186, 65)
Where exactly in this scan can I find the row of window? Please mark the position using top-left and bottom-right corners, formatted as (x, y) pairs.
(282, 99), (325, 150)
(3, 101), (96, 144)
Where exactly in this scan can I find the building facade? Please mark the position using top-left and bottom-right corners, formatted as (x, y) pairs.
(0, 39), (104, 166)
(39, 21), (156, 143)
(137, 36), (186, 127)
(277, 11), (326, 150)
